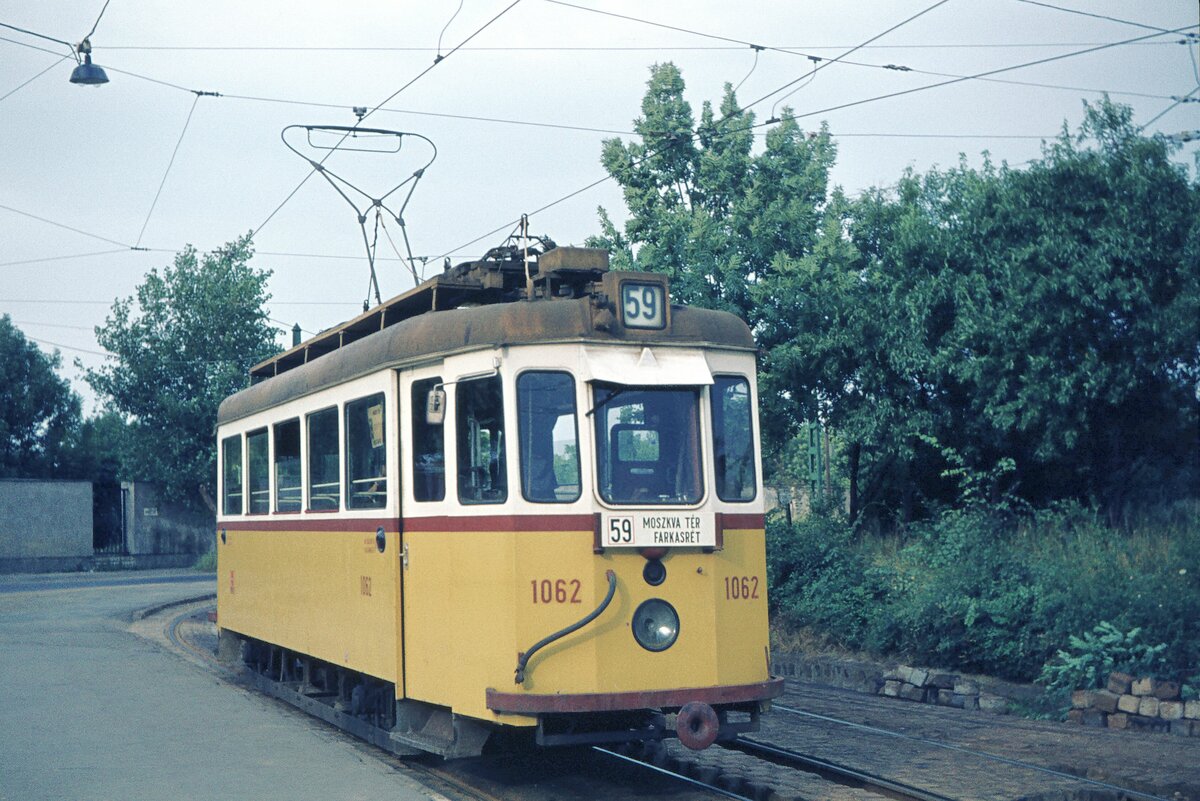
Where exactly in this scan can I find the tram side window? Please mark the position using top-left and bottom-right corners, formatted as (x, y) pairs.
(711, 376), (757, 502)
(274, 419), (302, 512)
(307, 407), (340, 511)
(346, 393), (387, 509)
(247, 428), (270, 514)
(457, 376), (507, 504)
(221, 435), (243, 515)
(411, 377), (445, 502)
(517, 371), (580, 503)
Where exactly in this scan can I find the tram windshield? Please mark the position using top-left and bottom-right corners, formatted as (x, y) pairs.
(592, 383), (702, 505)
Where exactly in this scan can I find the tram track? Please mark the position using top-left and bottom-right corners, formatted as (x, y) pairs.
(156, 604), (1180, 801)
(768, 703), (1175, 801)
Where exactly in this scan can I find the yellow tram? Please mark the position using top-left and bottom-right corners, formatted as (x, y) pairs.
(215, 244), (782, 757)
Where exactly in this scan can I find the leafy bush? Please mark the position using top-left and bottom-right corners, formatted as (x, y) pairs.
(766, 502), (1200, 683)
(766, 516), (887, 648)
(1038, 621), (1168, 692)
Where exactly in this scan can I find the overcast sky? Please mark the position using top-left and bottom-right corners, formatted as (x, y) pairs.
(2, 0), (1197, 413)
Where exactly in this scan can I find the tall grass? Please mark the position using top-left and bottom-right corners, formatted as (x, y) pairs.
(767, 502), (1199, 683)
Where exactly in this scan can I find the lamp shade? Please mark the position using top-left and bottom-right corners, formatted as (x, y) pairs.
(70, 54), (108, 85)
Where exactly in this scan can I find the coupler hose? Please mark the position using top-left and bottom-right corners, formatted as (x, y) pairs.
(515, 569), (617, 684)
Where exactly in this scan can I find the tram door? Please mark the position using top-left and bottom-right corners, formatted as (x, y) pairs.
(401, 367), (509, 718)
(399, 371), (449, 705)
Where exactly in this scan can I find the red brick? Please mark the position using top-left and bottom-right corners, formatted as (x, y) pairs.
(1108, 712), (1130, 730)
(1071, 690), (1095, 709)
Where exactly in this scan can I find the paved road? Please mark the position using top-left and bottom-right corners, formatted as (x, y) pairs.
(0, 571), (439, 801)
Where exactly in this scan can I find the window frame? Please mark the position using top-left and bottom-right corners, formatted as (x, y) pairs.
(516, 369), (582, 504)
(245, 427), (270, 515)
(591, 383), (705, 507)
(345, 392), (389, 510)
(710, 375), (758, 503)
(306, 405), (341, 513)
(411, 376), (446, 503)
(221, 434), (243, 515)
(456, 374), (507, 505)
(272, 418), (302, 513)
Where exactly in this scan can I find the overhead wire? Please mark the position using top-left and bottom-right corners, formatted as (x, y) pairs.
(1141, 85), (1200, 130)
(0, 202), (132, 249)
(767, 26), (1193, 124)
(1012, 0), (1184, 36)
(435, 24), (1190, 260)
(743, 0), (953, 112)
(0, 54), (72, 103)
(83, 0), (113, 42)
(135, 93), (202, 248)
(249, 0), (523, 241)
(436, 0), (951, 260)
(0, 249), (130, 267)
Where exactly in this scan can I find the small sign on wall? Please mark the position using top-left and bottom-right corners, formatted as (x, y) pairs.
(143, 507), (158, 517)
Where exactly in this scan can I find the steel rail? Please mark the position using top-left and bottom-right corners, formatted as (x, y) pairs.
(773, 702), (1174, 801)
(591, 747), (755, 801)
(731, 738), (958, 801)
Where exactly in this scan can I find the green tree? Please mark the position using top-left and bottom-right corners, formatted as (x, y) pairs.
(591, 62), (837, 329)
(85, 235), (280, 511)
(764, 99), (1200, 522)
(0, 315), (82, 477)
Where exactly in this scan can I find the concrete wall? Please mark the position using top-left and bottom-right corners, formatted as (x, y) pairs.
(123, 482), (214, 556)
(0, 479), (93, 570)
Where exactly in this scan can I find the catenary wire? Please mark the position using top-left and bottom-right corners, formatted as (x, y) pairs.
(84, 0), (113, 42)
(0, 30), (1182, 126)
(0, 203), (132, 249)
(82, 41), (1186, 51)
(435, 25), (1190, 259)
(0, 249), (130, 267)
(1013, 0), (1184, 36)
(1141, 85), (1200, 130)
(135, 93), (202, 248)
(249, 0), (523, 241)
(0, 54), (71, 103)
(767, 26), (1193, 123)
(435, 0), (952, 259)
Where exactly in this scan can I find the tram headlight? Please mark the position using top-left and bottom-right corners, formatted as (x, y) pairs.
(632, 598), (679, 652)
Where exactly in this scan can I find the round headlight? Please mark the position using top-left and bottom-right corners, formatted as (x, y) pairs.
(632, 598), (680, 652)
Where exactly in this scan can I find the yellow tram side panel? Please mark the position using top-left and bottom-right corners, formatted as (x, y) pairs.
(217, 526), (401, 687)
(401, 525), (770, 723)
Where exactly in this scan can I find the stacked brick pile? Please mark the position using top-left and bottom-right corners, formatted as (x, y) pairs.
(1070, 672), (1200, 736)
(879, 665), (1010, 713)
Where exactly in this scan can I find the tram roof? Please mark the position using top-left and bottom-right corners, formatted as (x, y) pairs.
(218, 283), (754, 427)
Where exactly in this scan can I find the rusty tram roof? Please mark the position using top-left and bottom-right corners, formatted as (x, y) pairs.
(218, 247), (754, 426)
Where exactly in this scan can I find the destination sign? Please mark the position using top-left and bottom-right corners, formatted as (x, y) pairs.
(603, 512), (715, 548)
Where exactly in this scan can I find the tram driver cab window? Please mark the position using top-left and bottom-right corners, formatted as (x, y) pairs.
(593, 384), (702, 505)
(457, 376), (507, 504)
